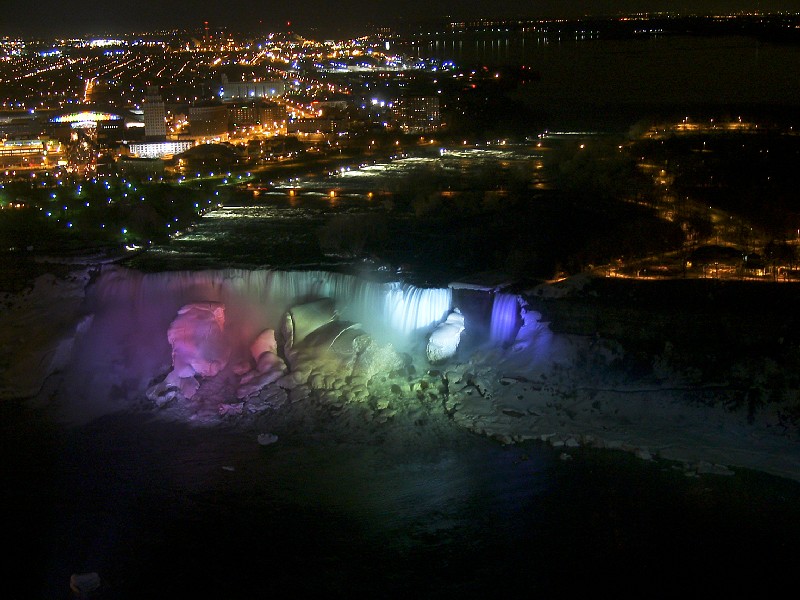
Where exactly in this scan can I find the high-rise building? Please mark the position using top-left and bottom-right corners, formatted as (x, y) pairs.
(188, 101), (229, 138)
(227, 100), (287, 130)
(393, 96), (440, 134)
(143, 86), (167, 140)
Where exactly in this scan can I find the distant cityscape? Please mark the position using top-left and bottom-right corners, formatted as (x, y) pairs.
(2, 13), (800, 279)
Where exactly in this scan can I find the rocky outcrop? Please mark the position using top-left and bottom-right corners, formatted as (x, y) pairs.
(426, 309), (465, 363)
(163, 302), (230, 399)
(280, 299), (405, 405)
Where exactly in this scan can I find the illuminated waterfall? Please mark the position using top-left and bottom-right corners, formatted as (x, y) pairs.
(385, 282), (452, 341)
(89, 266), (452, 351)
(489, 293), (520, 345)
(67, 266), (453, 408)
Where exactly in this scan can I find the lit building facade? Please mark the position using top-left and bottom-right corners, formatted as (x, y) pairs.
(143, 86), (167, 140)
(393, 96), (440, 133)
(219, 79), (286, 101)
(286, 116), (350, 135)
(128, 140), (194, 159)
(188, 103), (229, 139)
(0, 139), (62, 168)
(227, 100), (287, 130)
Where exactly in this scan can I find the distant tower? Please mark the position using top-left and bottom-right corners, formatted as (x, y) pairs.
(204, 21), (210, 45)
(143, 86), (167, 141)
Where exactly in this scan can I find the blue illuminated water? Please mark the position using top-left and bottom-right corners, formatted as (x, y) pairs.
(490, 292), (521, 344)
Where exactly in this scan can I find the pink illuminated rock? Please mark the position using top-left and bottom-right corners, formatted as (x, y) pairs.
(165, 302), (231, 398)
(256, 351), (283, 373)
(232, 360), (253, 376)
(168, 302), (229, 377)
(236, 329), (287, 399)
(250, 328), (277, 360)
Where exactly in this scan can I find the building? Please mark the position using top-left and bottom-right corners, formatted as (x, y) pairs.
(393, 96), (440, 133)
(261, 102), (288, 130)
(219, 77), (286, 101)
(227, 100), (287, 131)
(286, 116), (350, 136)
(0, 111), (42, 138)
(143, 86), (167, 140)
(117, 157), (165, 179)
(0, 138), (62, 169)
(188, 102), (229, 139)
(128, 140), (194, 159)
(96, 119), (128, 146)
(312, 100), (349, 113)
(47, 108), (127, 143)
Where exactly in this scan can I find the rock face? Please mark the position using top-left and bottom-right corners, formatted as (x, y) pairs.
(164, 302), (231, 399)
(510, 304), (553, 357)
(249, 328), (278, 359)
(0, 269), (91, 401)
(149, 296), (408, 413)
(236, 328), (287, 399)
(280, 298), (405, 401)
(280, 297), (336, 354)
(426, 309), (465, 363)
(70, 572), (101, 598)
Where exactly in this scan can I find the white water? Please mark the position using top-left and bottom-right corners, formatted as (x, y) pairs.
(490, 293), (521, 345)
(67, 266), (452, 413)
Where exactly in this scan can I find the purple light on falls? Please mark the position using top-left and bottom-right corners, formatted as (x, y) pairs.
(489, 293), (520, 345)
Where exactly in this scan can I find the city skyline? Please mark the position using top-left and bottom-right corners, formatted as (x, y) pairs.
(2, 0), (798, 38)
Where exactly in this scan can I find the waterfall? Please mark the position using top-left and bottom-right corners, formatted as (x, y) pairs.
(384, 282), (452, 342)
(65, 266), (453, 409)
(88, 266), (452, 351)
(489, 293), (520, 345)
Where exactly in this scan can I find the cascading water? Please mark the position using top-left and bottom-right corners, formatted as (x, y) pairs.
(489, 293), (521, 345)
(384, 282), (452, 342)
(224, 270), (451, 345)
(71, 266), (453, 409)
(90, 266), (452, 344)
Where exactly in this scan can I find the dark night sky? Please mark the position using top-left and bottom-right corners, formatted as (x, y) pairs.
(1, 1), (796, 38)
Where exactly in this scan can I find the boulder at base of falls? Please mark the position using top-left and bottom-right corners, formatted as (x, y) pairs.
(280, 299), (404, 396)
(164, 302), (231, 399)
(426, 309), (465, 363)
(236, 328), (287, 399)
